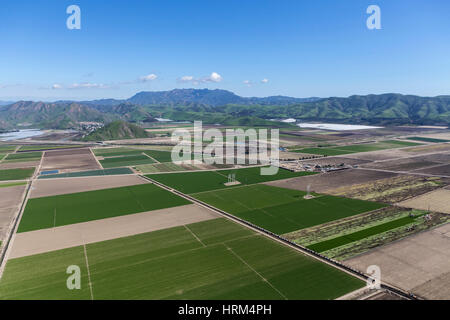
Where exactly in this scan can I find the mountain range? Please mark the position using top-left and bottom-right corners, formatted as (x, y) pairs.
(0, 89), (449, 130)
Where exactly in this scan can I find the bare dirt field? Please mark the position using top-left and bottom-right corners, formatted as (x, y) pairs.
(361, 157), (440, 172)
(40, 148), (101, 173)
(345, 223), (450, 299)
(10, 204), (219, 258)
(0, 161), (40, 170)
(265, 169), (399, 193)
(300, 157), (371, 166)
(0, 185), (27, 240)
(413, 164), (450, 176)
(30, 175), (147, 198)
(327, 175), (449, 203)
(403, 143), (450, 154)
(344, 149), (411, 161)
(398, 189), (450, 214)
(418, 152), (450, 163)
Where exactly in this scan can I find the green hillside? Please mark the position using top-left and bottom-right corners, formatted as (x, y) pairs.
(82, 121), (153, 141)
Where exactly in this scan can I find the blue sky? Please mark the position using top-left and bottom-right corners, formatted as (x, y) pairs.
(0, 0), (449, 101)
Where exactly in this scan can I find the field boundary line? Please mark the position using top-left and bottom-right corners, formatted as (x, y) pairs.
(0, 182), (31, 278)
(144, 164), (266, 175)
(183, 225), (206, 247)
(83, 244), (94, 301)
(223, 243), (288, 300)
(0, 150), (45, 278)
(89, 147), (104, 170)
(140, 174), (421, 300)
(127, 186), (146, 212)
(142, 152), (159, 163)
(355, 166), (450, 179)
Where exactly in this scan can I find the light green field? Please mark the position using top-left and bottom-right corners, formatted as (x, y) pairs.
(18, 183), (191, 232)
(0, 168), (35, 181)
(4, 152), (42, 161)
(294, 140), (422, 156)
(99, 154), (156, 168)
(137, 162), (187, 173)
(0, 145), (17, 152)
(142, 150), (174, 162)
(38, 167), (133, 179)
(193, 184), (387, 234)
(293, 148), (351, 156)
(0, 219), (363, 300)
(307, 214), (423, 253)
(406, 137), (450, 143)
(18, 145), (83, 152)
(93, 148), (144, 157)
(148, 167), (317, 194)
(0, 181), (27, 188)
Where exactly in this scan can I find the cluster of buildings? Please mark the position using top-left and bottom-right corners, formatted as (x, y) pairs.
(280, 160), (352, 173)
(78, 122), (104, 134)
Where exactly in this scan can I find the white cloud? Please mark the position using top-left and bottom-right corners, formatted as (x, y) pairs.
(178, 72), (223, 85)
(243, 80), (252, 87)
(52, 84), (63, 89)
(140, 74), (158, 82)
(69, 83), (109, 89)
(206, 72), (223, 83)
(179, 75), (194, 82)
(261, 78), (269, 84)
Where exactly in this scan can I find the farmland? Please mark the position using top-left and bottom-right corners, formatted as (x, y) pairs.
(0, 167), (35, 181)
(137, 162), (187, 173)
(38, 167), (133, 179)
(284, 207), (450, 261)
(0, 145), (17, 153)
(4, 152), (42, 162)
(307, 214), (423, 253)
(406, 136), (450, 143)
(148, 167), (317, 194)
(92, 147), (144, 157)
(193, 184), (387, 234)
(2, 124), (450, 301)
(0, 219), (363, 300)
(143, 150), (174, 162)
(293, 140), (422, 156)
(99, 154), (156, 168)
(18, 145), (83, 152)
(327, 175), (448, 203)
(18, 183), (191, 232)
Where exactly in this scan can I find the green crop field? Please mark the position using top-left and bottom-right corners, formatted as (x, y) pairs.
(293, 148), (352, 156)
(18, 145), (83, 152)
(406, 137), (450, 143)
(0, 181), (27, 188)
(93, 148), (144, 157)
(307, 214), (422, 253)
(5, 152), (42, 161)
(294, 140), (421, 156)
(99, 154), (156, 168)
(0, 219), (363, 299)
(137, 162), (186, 173)
(381, 140), (423, 147)
(18, 183), (191, 232)
(0, 168), (35, 181)
(38, 167), (133, 179)
(148, 167), (316, 194)
(143, 150), (174, 162)
(193, 184), (387, 234)
(0, 145), (17, 152)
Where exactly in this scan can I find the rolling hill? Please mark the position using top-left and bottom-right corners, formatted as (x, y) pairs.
(0, 90), (449, 129)
(82, 121), (153, 141)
